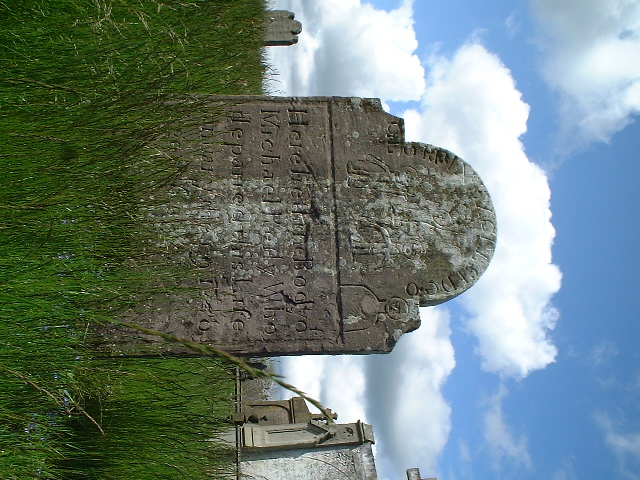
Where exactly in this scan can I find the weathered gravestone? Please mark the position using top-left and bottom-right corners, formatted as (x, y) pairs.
(406, 468), (437, 480)
(264, 10), (302, 46)
(100, 96), (496, 356)
(238, 428), (376, 480)
(230, 395), (377, 480)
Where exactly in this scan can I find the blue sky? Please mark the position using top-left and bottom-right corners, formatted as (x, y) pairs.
(265, 1), (640, 479)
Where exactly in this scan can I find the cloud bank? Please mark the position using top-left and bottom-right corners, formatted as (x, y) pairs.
(404, 44), (562, 378)
(266, 0), (425, 100)
(531, 0), (640, 145)
(267, 0), (561, 477)
(364, 308), (455, 476)
(280, 307), (455, 478)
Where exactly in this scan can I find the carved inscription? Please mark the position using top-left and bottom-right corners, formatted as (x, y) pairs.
(145, 100), (341, 354)
(340, 143), (495, 307)
(109, 96), (496, 356)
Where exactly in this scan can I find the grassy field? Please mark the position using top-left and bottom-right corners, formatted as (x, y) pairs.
(0, 1), (267, 478)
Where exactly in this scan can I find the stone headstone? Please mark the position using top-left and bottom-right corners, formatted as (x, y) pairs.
(240, 420), (374, 451)
(234, 396), (337, 425)
(232, 396), (377, 480)
(406, 468), (437, 480)
(264, 11), (302, 46)
(100, 96), (496, 356)
(240, 438), (377, 480)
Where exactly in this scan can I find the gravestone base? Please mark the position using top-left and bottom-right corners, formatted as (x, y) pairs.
(240, 444), (377, 480)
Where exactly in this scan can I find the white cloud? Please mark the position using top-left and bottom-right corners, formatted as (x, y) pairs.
(320, 356), (368, 423)
(267, 1), (562, 477)
(279, 308), (455, 480)
(531, 0), (640, 145)
(364, 307), (455, 479)
(505, 11), (520, 38)
(265, 0), (425, 100)
(403, 43), (561, 377)
(551, 458), (578, 480)
(278, 355), (326, 405)
(596, 412), (640, 479)
(278, 355), (368, 424)
(589, 339), (620, 367)
(482, 385), (533, 471)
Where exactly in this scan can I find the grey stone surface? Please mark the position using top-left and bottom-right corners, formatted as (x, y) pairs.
(241, 420), (374, 451)
(101, 96), (496, 356)
(240, 443), (377, 480)
(232, 395), (377, 480)
(407, 468), (437, 480)
(235, 395), (363, 451)
(236, 396), (337, 425)
(264, 11), (302, 46)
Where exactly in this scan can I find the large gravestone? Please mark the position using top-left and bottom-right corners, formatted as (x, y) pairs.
(102, 96), (496, 356)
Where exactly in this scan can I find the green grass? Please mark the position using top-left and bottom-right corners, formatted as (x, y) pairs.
(3, 358), (237, 480)
(54, 358), (237, 480)
(0, 0), (266, 478)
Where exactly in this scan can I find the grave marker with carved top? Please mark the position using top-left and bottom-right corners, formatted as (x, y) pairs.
(99, 96), (496, 356)
(264, 10), (302, 46)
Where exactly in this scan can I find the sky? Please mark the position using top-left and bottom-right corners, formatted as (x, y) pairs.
(264, 1), (640, 479)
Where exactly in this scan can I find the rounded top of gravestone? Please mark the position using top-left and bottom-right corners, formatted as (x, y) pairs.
(334, 132), (496, 351)
(338, 144), (496, 306)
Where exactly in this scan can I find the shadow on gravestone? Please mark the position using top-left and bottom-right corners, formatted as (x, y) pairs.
(96, 96), (496, 356)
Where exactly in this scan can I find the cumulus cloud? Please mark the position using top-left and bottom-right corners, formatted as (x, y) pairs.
(279, 355), (368, 423)
(531, 0), (640, 145)
(403, 43), (561, 377)
(483, 385), (533, 471)
(279, 309), (455, 480)
(278, 355), (326, 405)
(267, 1), (562, 477)
(364, 308), (455, 479)
(265, 0), (425, 100)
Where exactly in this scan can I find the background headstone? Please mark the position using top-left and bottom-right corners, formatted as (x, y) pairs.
(406, 468), (437, 480)
(240, 443), (377, 480)
(233, 395), (377, 480)
(264, 11), (302, 46)
(99, 96), (496, 356)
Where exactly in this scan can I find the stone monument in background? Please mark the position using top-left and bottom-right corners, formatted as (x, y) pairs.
(231, 395), (376, 480)
(98, 96), (496, 356)
(406, 467), (437, 480)
(229, 393), (437, 480)
(264, 11), (302, 46)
